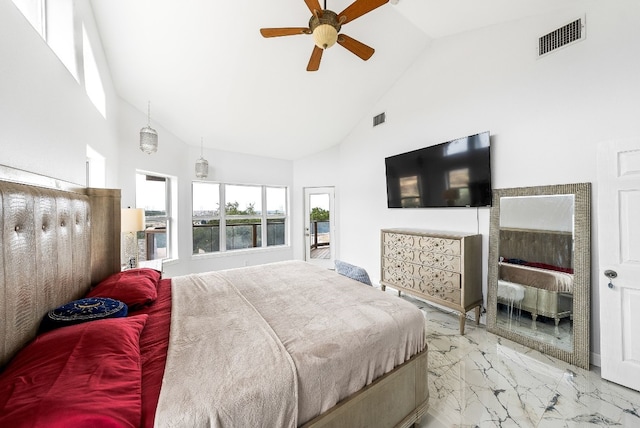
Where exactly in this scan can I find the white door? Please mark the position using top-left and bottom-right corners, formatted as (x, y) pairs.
(597, 138), (640, 392)
(304, 187), (335, 269)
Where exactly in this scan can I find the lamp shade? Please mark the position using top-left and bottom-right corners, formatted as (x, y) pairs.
(195, 157), (209, 179)
(121, 208), (145, 233)
(140, 101), (158, 154)
(140, 126), (158, 154)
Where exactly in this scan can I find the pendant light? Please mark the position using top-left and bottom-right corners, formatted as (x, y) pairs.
(195, 137), (209, 179)
(140, 101), (158, 154)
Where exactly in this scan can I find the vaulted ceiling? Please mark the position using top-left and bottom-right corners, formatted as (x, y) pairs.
(90, 0), (582, 160)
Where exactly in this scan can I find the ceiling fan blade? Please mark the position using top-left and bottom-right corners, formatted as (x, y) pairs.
(260, 27), (310, 38)
(304, 0), (323, 15)
(307, 45), (323, 71)
(337, 34), (375, 61)
(338, 0), (389, 25)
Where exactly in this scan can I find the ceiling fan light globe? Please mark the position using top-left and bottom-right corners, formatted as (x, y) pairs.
(313, 24), (338, 49)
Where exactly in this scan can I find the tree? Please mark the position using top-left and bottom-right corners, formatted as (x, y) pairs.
(225, 201), (256, 216)
(225, 201), (241, 215)
(310, 207), (329, 221)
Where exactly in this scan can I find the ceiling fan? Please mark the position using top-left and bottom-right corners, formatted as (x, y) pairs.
(260, 0), (389, 71)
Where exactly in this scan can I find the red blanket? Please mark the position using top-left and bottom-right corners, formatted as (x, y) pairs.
(136, 277), (172, 428)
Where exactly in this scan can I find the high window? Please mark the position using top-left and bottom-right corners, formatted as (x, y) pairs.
(82, 24), (106, 117)
(11, 0), (106, 115)
(11, 0), (45, 37)
(11, 0), (77, 80)
(192, 182), (287, 254)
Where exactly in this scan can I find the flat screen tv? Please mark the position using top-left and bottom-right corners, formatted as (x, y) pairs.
(385, 131), (492, 208)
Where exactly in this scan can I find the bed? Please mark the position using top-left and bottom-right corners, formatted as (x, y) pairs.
(497, 228), (574, 325)
(0, 167), (428, 428)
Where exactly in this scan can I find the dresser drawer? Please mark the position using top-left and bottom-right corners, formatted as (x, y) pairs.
(381, 266), (461, 305)
(382, 245), (461, 272)
(382, 258), (461, 289)
(412, 279), (461, 305)
(383, 232), (460, 256)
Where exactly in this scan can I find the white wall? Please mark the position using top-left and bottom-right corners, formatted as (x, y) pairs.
(293, 1), (640, 361)
(292, 145), (341, 261)
(1, 0), (295, 279)
(118, 99), (294, 278)
(0, 0), (120, 186)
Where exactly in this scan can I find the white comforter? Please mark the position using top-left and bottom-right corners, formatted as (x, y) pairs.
(155, 261), (426, 427)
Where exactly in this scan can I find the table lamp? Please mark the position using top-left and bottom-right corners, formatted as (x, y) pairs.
(121, 208), (145, 269)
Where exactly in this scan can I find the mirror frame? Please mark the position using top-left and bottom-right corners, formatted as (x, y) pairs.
(487, 183), (591, 369)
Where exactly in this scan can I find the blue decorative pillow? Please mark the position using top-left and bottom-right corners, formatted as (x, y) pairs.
(40, 297), (128, 332)
(335, 260), (373, 286)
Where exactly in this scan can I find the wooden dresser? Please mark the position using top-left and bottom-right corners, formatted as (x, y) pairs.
(380, 228), (483, 334)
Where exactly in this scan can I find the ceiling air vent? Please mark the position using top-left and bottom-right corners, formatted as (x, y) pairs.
(373, 112), (386, 127)
(538, 17), (584, 57)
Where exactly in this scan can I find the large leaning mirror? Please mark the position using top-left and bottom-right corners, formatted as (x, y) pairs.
(487, 183), (591, 369)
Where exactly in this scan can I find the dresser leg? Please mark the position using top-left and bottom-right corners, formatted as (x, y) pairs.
(475, 306), (481, 325)
(459, 313), (466, 335)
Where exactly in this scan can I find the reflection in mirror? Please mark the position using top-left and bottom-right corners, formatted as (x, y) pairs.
(487, 183), (591, 370)
(496, 194), (575, 352)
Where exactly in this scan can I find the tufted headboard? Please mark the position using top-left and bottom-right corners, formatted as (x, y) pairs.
(499, 227), (573, 270)
(0, 166), (121, 368)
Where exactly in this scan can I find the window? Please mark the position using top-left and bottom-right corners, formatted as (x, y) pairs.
(192, 182), (288, 255)
(11, 0), (78, 80)
(266, 187), (286, 246)
(82, 24), (106, 117)
(86, 145), (105, 187)
(136, 173), (173, 261)
(11, 0), (45, 37)
(225, 184), (262, 250)
(192, 182), (220, 254)
(11, 0), (106, 114)
(47, 0), (77, 80)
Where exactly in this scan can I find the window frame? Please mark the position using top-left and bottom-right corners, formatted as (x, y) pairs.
(191, 181), (289, 256)
(136, 172), (176, 262)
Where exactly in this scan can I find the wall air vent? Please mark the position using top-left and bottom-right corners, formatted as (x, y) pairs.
(373, 112), (386, 127)
(538, 17), (585, 57)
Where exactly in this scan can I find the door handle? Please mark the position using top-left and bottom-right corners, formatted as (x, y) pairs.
(605, 269), (617, 289)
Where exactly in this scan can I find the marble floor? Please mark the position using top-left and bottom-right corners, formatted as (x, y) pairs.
(396, 294), (640, 428)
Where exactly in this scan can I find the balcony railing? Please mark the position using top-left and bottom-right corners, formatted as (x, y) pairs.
(192, 220), (285, 254)
(143, 228), (166, 261)
(310, 220), (330, 249)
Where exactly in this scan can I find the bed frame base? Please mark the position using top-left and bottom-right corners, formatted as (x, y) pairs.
(301, 347), (428, 428)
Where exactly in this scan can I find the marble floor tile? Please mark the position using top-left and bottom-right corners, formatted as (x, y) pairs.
(397, 295), (640, 428)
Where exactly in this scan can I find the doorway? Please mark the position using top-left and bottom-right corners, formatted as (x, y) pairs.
(597, 138), (640, 392)
(303, 187), (335, 269)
